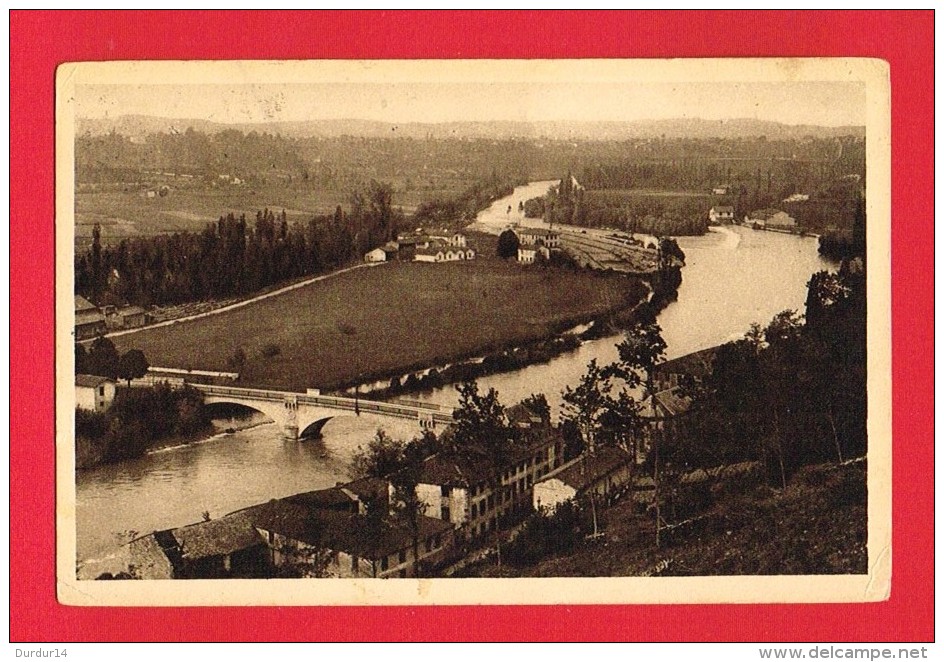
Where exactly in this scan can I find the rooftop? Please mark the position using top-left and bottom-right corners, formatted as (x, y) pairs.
(75, 374), (114, 388)
(541, 446), (634, 493)
(244, 498), (452, 560)
(653, 346), (719, 381)
(75, 295), (97, 312)
(171, 512), (264, 560)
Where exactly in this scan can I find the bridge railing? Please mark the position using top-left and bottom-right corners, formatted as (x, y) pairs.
(192, 383), (455, 422)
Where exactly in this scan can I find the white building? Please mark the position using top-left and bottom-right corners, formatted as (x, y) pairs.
(708, 206), (735, 223)
(364, 248), (388, 263)
(516, 228), (560, 249)
(75, 374), (116, 412)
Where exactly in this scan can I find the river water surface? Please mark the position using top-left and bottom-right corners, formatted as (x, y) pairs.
(75, 181), (832, 577)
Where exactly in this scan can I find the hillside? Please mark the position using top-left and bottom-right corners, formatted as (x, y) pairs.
(459, 460), (868, 577)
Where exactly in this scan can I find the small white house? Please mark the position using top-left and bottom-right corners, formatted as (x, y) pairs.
(75, 374), (116, 413)
(708, 206), (735, 223)
(517, 246), (549, 264)
(364, 248), (387, 263)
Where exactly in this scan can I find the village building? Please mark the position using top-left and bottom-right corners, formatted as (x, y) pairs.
(652, 346), (718, 393)
(414, 424), (565, 540)
(414, 240), (475, 263)
(105, 305), (148, 330)
(532, 446), (635, 515)
(129, 475), (455, 579)
(75, 374), (116, 413)
(364, 247), (389, 263)
(447, 233), (468, 248)
(516, 227), (561, 250)
(638, 385), (695, 461)
(75, 295), (106, 340)
(746, 208), (797, 229)
(518, 246), (550, 264)
(708, 205), (735, 224)
(246, 493), (456, 579)
(712, 186), (730, 195)
(128, 512), (269, 579)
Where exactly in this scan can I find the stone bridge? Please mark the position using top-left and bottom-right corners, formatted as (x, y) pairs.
(191, 384), (456, 440)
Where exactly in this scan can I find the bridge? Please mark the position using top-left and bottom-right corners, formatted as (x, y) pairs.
(191, 384), (456, 440)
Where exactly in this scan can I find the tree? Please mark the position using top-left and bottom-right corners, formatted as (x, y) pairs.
(392, 437), (430, 576)
(350, 428), (404, 479)
(75, 343), (88, 374)
(606, 320), (667, 545)
(520, 393), (551, 422)
(450, 381), (514, 565)
(497, 229), (520, 259)
(117, 349), (149, 386)
(86, 336), (120, 379)
(560, 359), (611, 453)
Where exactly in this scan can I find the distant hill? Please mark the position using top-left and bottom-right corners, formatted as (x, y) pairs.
(76, 115), (865, 142)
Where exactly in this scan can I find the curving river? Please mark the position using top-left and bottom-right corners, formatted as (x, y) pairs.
(75, 181), (832, 578)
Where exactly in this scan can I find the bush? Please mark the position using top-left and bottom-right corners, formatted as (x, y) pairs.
(260, 343), (281, 358)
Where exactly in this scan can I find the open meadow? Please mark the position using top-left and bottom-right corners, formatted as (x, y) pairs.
(112, 259), (647, 391)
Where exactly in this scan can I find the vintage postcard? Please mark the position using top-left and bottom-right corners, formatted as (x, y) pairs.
(55, 58), (891, 606)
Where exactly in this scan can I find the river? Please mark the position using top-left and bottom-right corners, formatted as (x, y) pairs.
(75, 181), (832, 578)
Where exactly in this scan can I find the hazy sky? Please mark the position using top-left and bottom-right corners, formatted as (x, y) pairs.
(76, 80), (866, 127)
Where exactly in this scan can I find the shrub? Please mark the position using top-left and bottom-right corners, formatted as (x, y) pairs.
(260, 343), (281, 358)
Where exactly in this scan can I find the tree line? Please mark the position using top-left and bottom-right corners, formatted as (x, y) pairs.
(75, 181), (400, 306)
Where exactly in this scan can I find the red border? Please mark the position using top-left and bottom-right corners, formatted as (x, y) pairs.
(11, 10), (933, 642)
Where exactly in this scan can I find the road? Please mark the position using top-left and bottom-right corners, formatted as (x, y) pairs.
(101, 262), (385, 340)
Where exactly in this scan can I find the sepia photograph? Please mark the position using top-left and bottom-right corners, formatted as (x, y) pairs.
(54, 58), (891, 606)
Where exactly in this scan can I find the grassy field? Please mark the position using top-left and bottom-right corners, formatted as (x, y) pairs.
(112, 259), (646, 391)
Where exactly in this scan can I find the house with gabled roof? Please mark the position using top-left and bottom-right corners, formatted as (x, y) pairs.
(128, 511), (270, 579)
(75, 374), (116, 412)
(246, 494), (455, 578)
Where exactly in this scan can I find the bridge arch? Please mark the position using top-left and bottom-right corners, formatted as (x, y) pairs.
(299, 416), (334, 439)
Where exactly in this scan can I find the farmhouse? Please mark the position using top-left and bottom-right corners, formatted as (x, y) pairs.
(517, 246), (541, 264)
(532, 446), (635, 515)
(364, 247), (388, 263)
(75, 295), (106, 340)
(75, 374), (116, 412)
(708, 206), (735, 223)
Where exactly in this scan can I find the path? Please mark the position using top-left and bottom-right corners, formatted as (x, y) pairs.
(102, 262), (385, 340)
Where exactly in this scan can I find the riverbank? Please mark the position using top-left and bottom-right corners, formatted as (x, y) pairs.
(77, 409), (271, 470)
